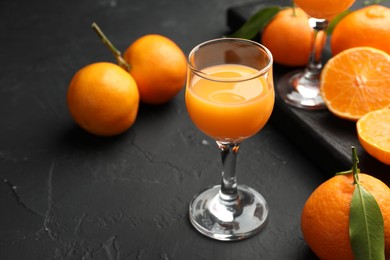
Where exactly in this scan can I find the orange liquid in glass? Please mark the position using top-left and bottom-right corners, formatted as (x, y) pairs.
(294, 0), (355, 19)
(186, 64), (274, 142)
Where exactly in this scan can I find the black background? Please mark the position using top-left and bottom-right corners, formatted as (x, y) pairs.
(1, 0), (388, 259)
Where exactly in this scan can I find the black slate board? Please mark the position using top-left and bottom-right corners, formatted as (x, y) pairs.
(227, 0), (390, 183)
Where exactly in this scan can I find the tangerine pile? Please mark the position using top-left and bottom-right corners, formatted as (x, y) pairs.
(67, 27), (187, 136)
(316, 5), (390, 165)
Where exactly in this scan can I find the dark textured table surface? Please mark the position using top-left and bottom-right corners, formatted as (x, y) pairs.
(1, 0), (385, 259)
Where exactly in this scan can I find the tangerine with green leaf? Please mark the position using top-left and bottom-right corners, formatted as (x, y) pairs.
(301, 149), (390, 260)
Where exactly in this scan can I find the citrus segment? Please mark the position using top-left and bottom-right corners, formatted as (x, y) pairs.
(320, 47), (390, 121)
(357, 108), (390, 165)
(331, 5), (390, 56)
(301, 173), (390, 260)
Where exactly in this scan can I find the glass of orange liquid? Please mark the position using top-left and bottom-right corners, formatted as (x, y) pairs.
(277, 0), (355, 109)
(186, 38), (274, 241)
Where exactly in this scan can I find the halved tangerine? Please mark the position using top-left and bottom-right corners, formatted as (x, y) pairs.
(357, 108), (390, 165)
(320, 47), (390, 121)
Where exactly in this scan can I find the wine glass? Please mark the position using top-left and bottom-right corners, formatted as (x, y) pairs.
(277, 0), (355, 109)
(185, 38), (274, 241)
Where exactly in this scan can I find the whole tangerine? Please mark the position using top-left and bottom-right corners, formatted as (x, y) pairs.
(301, 173), (390, 260)
(67, 62), (139, 136)
(123, 34), (187, 105)
(261, 7), (313, 67)
(331, 5), (390, 56)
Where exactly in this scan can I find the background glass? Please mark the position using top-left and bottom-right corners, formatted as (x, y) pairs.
(277, 0), (355, 110)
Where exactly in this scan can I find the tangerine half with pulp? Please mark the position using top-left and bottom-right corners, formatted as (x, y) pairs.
(320, 47), (390, 121)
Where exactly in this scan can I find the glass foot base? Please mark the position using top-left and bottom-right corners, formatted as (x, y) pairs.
(277, 70), (326, 110)
(189, 184), (268, 241)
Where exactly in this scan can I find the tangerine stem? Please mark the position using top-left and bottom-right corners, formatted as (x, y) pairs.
(292, 3), (297, 16)
(351, 146), (360, 185)
(91, 22), (130, 72)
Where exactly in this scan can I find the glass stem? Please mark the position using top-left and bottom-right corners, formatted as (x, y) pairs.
(217, 142), (240, 204)
(303, 18), (328, 81)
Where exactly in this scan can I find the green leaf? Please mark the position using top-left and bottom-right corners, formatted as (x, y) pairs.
(350, 184), (385, 260)
(326, 9), (351, 35)
(363, 0), (390, 5)
(228, 6), (281, 39)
